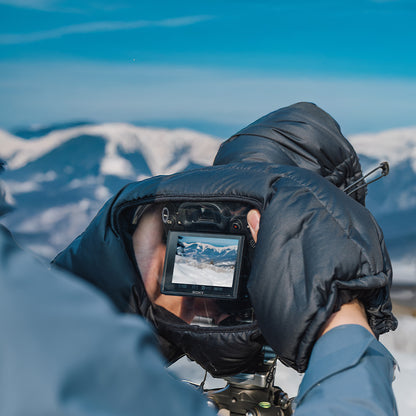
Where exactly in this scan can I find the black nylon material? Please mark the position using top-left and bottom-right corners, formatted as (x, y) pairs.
(214, 102), (366, 205)
(53, 163), (397, 373)
(150, 304), (264, 377)
(53, 163), (280, 311)
(247, 167), (397, 372)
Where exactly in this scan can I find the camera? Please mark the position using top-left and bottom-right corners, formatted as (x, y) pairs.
(160, 201), (256, 300)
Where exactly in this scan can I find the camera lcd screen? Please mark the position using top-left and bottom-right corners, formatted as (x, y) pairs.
(161, 231), (245, 299)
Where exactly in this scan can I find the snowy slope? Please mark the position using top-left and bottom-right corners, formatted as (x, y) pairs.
(0, 123), (221, 257)
(1, 122), (220, 176)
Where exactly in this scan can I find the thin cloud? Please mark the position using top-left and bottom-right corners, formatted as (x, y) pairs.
(0, 0), (57, 10)
(0, 15), (213, 45)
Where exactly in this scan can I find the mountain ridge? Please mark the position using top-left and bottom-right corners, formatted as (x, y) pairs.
(0, 123), (221, 175)
(0, 122), (414, 279)
(349, 126), (416, 172)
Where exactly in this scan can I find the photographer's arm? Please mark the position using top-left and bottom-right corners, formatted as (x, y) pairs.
(293, 324), (397, 416)
(0, 225), (216, 416)
(247, 209), (397, 416)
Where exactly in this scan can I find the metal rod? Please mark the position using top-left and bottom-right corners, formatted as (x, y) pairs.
(345, 161), (389, 196)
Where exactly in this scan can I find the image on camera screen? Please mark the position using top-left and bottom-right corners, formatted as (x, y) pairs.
(162, 231), (244, 298)
(172, 234), (239, 287)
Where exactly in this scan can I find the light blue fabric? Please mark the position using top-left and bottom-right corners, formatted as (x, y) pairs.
(0, 225), (215, 416)
(294, 324), (398, 415)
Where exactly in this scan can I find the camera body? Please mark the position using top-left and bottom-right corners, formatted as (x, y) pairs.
(161, 201), (253, 235)
(160, 201), (256, 300)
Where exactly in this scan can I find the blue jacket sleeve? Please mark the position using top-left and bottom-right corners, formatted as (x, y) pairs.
(293, 324), (398, 415)
(0, 225), (215, 416)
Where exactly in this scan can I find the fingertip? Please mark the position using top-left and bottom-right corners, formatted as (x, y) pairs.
(247, 209), (261, 242)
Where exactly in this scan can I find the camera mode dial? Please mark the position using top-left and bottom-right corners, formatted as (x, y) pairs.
(162, 206), (175, 225)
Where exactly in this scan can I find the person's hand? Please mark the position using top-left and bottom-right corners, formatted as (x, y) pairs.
(246, 209), (374, 339)
(247, 209), (261, 243)
(319, 299), (374, 337)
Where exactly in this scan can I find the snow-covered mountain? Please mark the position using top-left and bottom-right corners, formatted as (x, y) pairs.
(0, 122), (415, 282)
(177, 239), (238, 267)
(0, 122), (221, 257)
(349, 128), (416, 265)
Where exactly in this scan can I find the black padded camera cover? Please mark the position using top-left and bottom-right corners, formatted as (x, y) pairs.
(53, 102), (397, 373)
(214, 102), (367, 206)
(53, 162), (397, 372)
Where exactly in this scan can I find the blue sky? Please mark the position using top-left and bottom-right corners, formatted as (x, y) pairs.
(0, 0), (415, 136)
(180, 235), (239, 249)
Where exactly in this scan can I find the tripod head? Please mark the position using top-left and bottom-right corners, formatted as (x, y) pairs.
(196, 347), (294, 415)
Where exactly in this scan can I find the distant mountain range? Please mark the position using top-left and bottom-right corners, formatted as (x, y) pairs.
(0, 122), (220, 257)
(349, 128), (416, 268)
(0, 122), (415, 283)
(177, 239), (238, 268)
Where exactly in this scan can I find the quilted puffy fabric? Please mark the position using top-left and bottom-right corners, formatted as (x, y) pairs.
(214, 102), (366, 205)
(247, 166), (397, 372)
(53, 162), (397, 372)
